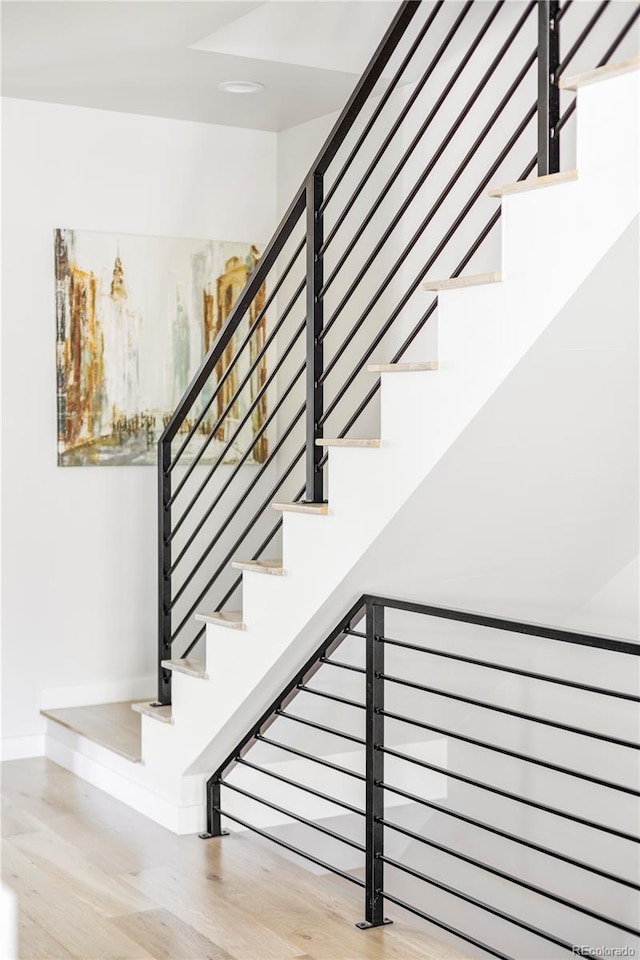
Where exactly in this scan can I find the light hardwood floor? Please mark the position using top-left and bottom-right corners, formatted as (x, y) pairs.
(2, 759), (468, 960)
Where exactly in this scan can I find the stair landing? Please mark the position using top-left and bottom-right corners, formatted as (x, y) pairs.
(41, 701), (144, 762)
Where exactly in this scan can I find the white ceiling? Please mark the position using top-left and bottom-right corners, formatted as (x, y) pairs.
(0, 1), (401, 131)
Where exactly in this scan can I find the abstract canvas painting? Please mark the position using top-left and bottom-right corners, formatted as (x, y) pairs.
(55, 228), (267, 466)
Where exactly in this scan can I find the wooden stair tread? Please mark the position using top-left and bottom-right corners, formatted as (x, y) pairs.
(489, 170), (577, 197)
(272, 501), (328, 515)
(131, 701), (173, 723)
(368, 361), (438, 373)
(423, 271), (502, 292)
(161, 658), (207, 679)
(41, 702), (143, 762)
(316, 438), (380, 448)
(560, 56), (640, 91)
(195, 609), (245, 629)
(231, 558), (284, 576)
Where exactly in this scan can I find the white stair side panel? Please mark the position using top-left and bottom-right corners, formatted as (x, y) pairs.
(138, 68), (639, 805)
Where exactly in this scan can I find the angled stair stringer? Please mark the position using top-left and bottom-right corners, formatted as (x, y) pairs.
(133, 65), (639, 829)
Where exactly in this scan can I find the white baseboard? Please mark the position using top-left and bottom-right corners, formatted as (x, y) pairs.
(1, 735), (45, 761)
(41, 675), (156, 710)
(45, 728), (205, 834)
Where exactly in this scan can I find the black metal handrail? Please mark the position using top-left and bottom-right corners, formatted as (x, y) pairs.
(204, 596), (640, 959)
(157, 0), (640, 703)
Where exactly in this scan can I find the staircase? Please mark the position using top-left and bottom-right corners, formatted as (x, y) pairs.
(41, 2), (639, 951)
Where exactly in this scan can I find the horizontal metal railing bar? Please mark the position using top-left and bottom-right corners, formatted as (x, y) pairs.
(344, 627), (367, 639)
(220, 781), (365, 852)
(379, 746), (640, 843)
(319, 0), (445, 215)
(310, 1), (421, 178)
(318, 657), (366, 675)
(184, 511), (285, 642)
(318, 186), (522, 473)
(558, 1), (609, 73)
(169, 423), (304, 617)
(169, 412), (305, 612)
(296, 684), (366, 711)
(380, 891), (513, 960)
(236, 757), (365, 816)
(168, 358), (305, 561)
(211, 573), (242, 617)
(318, 107), (534, 417)
(255, 734), (366, 780)
(207, 599), (366, 784)
(380, 820), (640, 936)
(320, 0), (523, 292)
(319, 0), (475, 256)
(366, 595), (640, 656)
(601, 5), (640, 63)
(556, 0), (574, 22)
(180, 624), (205, 660)
(381, 635), (640, 701)
(161, 1), (421, 444)
(380, 671), (640, 749)
(318, 45), (537, 352)
(319, 172), (513, 453)
(169, 439), (305, 633)
(169, 353), (304, 552)
(275, 709), (366, 746)
(168, 235), (305, 470)
(215, 809), (366, 888)
(161, 190), (306, 444)
(380, 709), (639, 795)
(168, 279), (306, 508)
(380, 854), (575, 953)
(317, 201), (501, 455)
(382, 781), (639, 890)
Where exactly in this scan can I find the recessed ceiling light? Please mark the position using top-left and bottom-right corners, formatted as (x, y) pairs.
(218, 80), (265, 95)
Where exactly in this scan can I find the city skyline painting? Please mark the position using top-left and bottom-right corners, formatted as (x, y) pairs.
(55, 228), (267, 466)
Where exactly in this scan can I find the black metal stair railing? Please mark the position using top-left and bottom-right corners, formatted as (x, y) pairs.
(204, 597), (640, 959)
(157, 0), (640, 702)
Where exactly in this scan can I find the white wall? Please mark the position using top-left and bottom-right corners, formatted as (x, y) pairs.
(1, 97), (277, 757)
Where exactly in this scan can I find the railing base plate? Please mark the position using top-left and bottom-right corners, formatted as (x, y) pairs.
(199, 830), (229, 840)
(355, 919), (393, 930)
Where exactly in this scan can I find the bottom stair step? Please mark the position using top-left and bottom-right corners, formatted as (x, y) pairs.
(131, 702), (173, 723)
(161, 658), (207, 679)
(41, 702), (143, 762)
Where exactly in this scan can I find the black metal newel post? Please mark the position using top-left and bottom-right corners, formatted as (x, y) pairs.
(157, 438), (173, 705)
(201, 778), (229, 839)
(358, 601), (392, 929)
(538, 0), (560, 176)
(306, 171), (324, 504)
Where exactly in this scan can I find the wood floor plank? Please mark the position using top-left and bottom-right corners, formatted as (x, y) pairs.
(17, 914), (77, 960)
(2, 760), (469, 960)
(1, 796), (45, 838)
(10, 827), (155, 918)
(2, 841), (155, 960)
(110, 908), (233, 960)
(120, 866), (306, 960)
